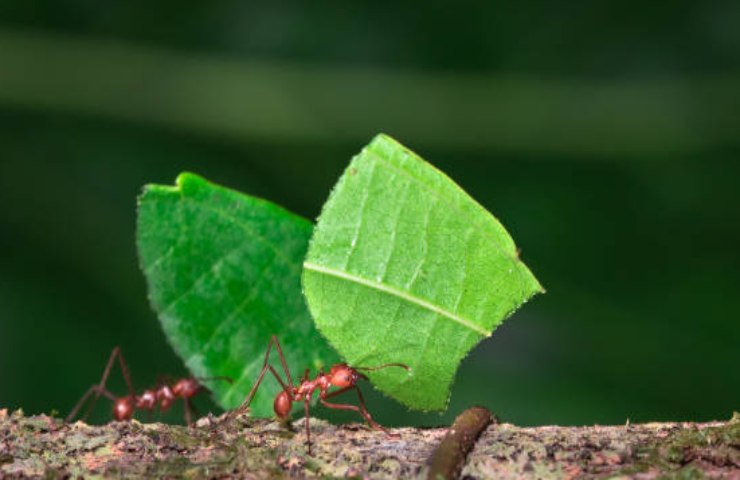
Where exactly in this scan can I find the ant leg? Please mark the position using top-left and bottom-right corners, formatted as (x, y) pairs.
(300, 369), (310, 382)
(184, 398), (193, 426)
(269, 335), (294, 388)
(232, 336), (294, 417)
(68, 347), (131, 423)
(321, 386), (397, 437)
(111, 347), (135, 397)
(89, 347), (136, 418)
(66, 385), (116, 423)
(304, 399), (312, 455)
(232, 365), (269, 417)
(268, 366), (293, 393)
(233, 364), (288, 417)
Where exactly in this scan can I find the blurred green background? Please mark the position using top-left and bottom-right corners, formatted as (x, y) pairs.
(1, 1), (738, 427)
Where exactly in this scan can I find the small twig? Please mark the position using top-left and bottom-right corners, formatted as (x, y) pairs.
(427, 406), (495, 480)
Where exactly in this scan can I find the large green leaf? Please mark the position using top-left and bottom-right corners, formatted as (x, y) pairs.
(137, 172), (338, 417)
(303, 134), (544, 411)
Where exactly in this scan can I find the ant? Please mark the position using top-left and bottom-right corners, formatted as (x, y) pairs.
(230, 336), (410, 454)
(66, 347), (232, 425)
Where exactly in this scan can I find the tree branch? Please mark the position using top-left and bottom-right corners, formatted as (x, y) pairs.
(0, 408), (737, 478)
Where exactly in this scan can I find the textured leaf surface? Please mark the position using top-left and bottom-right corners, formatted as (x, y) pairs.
(303, 134), (544, 411)
(137, 173), (338, 416)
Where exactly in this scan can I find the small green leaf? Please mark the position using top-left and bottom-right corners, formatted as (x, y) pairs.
(303, 134), (544, 411)
(137, 172), (338, 417)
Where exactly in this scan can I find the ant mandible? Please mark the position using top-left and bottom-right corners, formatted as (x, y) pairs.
(230, 336), (410, 454)
(66, 347), (232, 425)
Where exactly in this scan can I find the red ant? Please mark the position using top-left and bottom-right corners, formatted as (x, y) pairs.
(230, 336), (410, 454)
(66, 347), (232, 425)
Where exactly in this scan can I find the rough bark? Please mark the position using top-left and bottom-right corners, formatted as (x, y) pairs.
(0, 408), (737, 479)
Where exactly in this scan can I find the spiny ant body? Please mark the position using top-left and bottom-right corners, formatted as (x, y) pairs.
(231, 336), (410, 454)
(66, 347), (231, 425)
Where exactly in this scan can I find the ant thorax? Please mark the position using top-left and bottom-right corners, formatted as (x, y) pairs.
(136, 389), (157, 410)
(157, 385), (176, 410)
(292, 371), (334, 402)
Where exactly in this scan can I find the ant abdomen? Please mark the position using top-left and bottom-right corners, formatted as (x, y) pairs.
(274, 390), (292, 419)
(113, 397), (134, 421)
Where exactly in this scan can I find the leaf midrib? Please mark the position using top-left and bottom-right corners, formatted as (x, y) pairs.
(303, 261), (490, 337)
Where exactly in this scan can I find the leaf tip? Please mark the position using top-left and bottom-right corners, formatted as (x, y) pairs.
(371, 131), (396, 143)
(174, 171), (206, 192)
(369, 132), (406, 155)
(138, 171), (206, 198)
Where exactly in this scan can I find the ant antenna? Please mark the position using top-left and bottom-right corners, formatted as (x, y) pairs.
(355, 363), (411, 372)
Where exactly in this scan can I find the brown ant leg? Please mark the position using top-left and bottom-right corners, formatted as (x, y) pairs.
(320, 386), (397, 437)
(304, 399), (312, 455)
(66, 385), (116, 423)
(190, 401), (201, 421)
(265, 335), (294, 386)
(232, 336), (295, 417)
(114, 348), (136, 396)
(184, 397), (193, 426)
(67, 347), (134, 423)
(267, 366), (292, 393)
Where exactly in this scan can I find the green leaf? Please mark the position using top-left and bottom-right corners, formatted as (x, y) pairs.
(137, 172), (338, 417)
(302, 134), (544, 411)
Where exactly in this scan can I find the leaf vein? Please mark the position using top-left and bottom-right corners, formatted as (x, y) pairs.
(366, 148), (530, 295)
(304, 261), (489, 337)
(376, 177), (410, 283)
(143, 245), (175, 275)
(343, 160), (377, 270)
(193, 251), (277, 365)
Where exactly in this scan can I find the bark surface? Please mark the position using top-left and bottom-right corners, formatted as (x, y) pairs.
(0, 408), (737, 479)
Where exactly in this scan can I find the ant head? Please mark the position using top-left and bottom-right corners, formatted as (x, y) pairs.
(113, 397), (135, 421)
(328, 364), (364, 387)
(172, 378), (201, 399)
